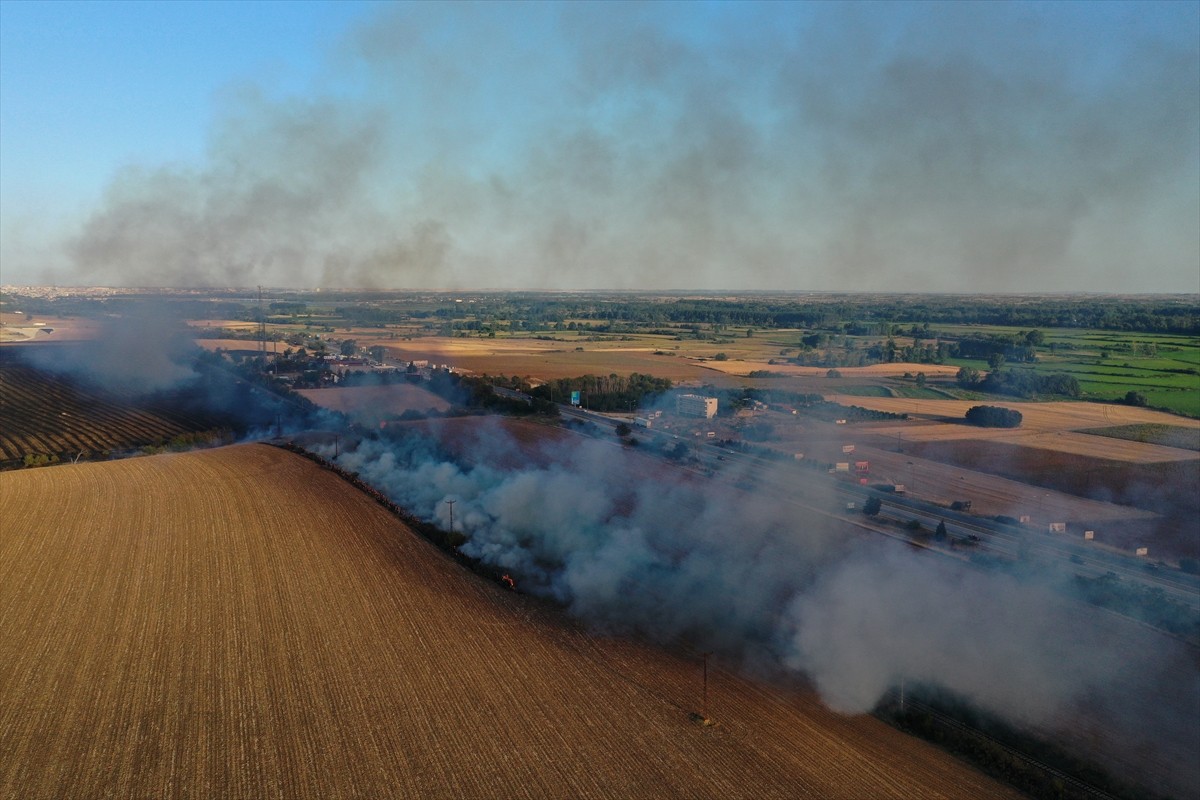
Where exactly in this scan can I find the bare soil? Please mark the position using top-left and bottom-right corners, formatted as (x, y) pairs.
(0, 444), (1020, 799)
(0, 313), (103, 344)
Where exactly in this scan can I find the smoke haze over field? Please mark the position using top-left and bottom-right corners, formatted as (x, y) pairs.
(1, 1), (1197, 292)
(317, 424), (1199, 795)
(16, 308), (200, 394)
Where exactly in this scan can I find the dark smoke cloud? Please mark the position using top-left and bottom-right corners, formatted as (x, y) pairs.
(68, 89), (450, 288)
(52, 2), (1198, 291)
(11, 302), (341, 437)
(317, 425), (1199, 796)
(17, 305), (198, 394)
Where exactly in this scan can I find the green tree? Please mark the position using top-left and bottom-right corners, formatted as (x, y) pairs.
(615, 422), (632, 437)
(935, 520), (948, 541)
(965, 405), (1022, 428)
(863, 496), (882, 516)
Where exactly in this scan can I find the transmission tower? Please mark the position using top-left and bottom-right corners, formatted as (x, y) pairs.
(257, 285), (268, 358)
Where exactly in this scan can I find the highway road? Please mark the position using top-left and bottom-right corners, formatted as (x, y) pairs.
(557, 404), (1200, 613)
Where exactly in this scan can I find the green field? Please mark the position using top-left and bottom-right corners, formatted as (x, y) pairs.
(1080, 424), (1200, 451)
(888, 385), (957, 399)
(831, 385), (894, 398)
(927, 325), (1200, 417)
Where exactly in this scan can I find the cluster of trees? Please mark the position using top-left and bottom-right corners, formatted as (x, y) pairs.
(137, 429), (236, 455)
(782, 339), (951, 368)
(956, 366), (1081, 398)
(964, 406), (1023, 428)
(415, 371), (558, 416)
(6, 290), (1195, 339)
(527, 373), (672, 412)
(516, 295), (1199, 335)
(775, 329), (1057, 372)
(415, 294), (1200, 335)
(953, 331), (1044, 364)
(1121, 390), (1149, 407)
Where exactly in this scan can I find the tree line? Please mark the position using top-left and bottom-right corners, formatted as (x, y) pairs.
(957, 367), (1081, 399)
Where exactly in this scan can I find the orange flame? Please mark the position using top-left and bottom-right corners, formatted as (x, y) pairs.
(501, 574), (515, 590)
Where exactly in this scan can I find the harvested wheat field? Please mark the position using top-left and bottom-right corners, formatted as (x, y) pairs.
(0, 313), (103, 344)
(702, 361), (963, 379)
(370, 336), (728, 383)
(828, 396), (1200, 434)
(0, 444), (1019, 799)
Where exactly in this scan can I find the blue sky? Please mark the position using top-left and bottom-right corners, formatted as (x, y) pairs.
(1, 0), (1197, 291)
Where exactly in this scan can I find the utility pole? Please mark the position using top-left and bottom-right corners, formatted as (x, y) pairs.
(446, 499), (456, 533)
(257, 285), (267, 359)
(702, 652), (713, 720)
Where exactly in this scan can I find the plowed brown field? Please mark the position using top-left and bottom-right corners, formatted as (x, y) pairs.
(0, 358), (208, 463)
(0, 444), (1019, 799)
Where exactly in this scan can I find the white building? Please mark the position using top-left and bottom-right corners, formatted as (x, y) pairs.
(676, 394), (718, 419)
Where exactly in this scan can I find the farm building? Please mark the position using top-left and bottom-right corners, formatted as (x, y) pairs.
(676, 393), (718, 419)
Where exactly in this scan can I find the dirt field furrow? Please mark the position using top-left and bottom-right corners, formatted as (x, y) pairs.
(0, 444), (1021, 799)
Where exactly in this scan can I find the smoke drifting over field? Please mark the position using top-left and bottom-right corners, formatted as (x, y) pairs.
(33, 2), (1199, 292)
(317, 425), (1195, 758)
(13, 309), (338, 437)
(18, 308), (199, 394)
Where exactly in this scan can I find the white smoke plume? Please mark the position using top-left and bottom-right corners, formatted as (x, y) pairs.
(315, 423), (1199, 797)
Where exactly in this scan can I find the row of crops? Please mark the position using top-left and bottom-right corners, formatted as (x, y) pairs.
(0, 358), (210, 465)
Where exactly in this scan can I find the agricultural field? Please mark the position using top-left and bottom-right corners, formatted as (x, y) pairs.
(0, 444), (1021, 799)
(0, 310), (103, 343)
(143, 291), (1199, 416)
(798, 398), (1199, 559)
(931, 324), (1200, 417)
(824, 396), (1200, 437)
(1, 289), (1197, 798)
(1081, 424), (1200, 451)
(363, 334), (744, 384)
(0, 355), (217, 465)
(892, 437), (1200, 559)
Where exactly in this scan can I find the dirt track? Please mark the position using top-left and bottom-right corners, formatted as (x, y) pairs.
(0, 444), (1019, 799)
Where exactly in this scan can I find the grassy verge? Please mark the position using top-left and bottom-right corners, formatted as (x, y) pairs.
(1079, 424), (1200, 451)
